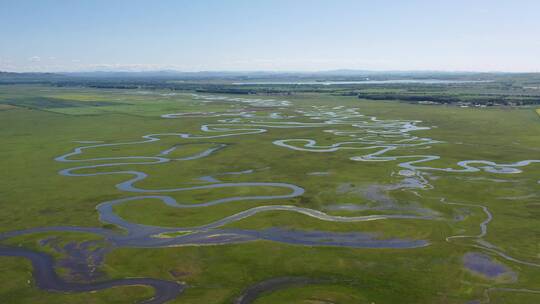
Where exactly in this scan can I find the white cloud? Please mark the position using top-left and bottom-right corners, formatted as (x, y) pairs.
(28, 56), (41, 62)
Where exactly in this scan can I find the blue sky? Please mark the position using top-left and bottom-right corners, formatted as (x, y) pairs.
(1, 0), (539, 72)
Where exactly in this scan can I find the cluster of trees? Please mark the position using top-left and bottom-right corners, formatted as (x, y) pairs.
(355, 92), (540, 105)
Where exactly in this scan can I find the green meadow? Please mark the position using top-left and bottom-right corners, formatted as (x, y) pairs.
(1, 85), (539, 303)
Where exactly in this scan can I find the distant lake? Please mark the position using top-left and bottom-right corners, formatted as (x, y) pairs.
(232, 79), (491, 85)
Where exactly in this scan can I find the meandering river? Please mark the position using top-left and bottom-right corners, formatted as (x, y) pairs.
(1, 94), (538, 302)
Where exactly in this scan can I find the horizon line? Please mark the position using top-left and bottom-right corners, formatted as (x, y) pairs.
(2, 68), (540, 75)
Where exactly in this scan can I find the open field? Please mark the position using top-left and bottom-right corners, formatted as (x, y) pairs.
(1, 85), (539, 303)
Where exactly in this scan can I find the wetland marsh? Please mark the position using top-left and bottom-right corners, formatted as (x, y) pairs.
(1, 85), (539, 303)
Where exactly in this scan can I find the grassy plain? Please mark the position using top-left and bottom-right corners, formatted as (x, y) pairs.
(1, 85), (539, 303)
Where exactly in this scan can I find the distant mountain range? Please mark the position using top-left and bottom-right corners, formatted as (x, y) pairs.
(0, 71), (61, 77)
(0, 69), (537, 82)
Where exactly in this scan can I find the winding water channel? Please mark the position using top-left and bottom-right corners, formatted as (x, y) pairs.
(1, 94), (538, 302)
(0, 246), (184, 304)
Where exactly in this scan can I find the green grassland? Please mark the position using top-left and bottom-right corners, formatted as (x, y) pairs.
(1, 85), (539, 303)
